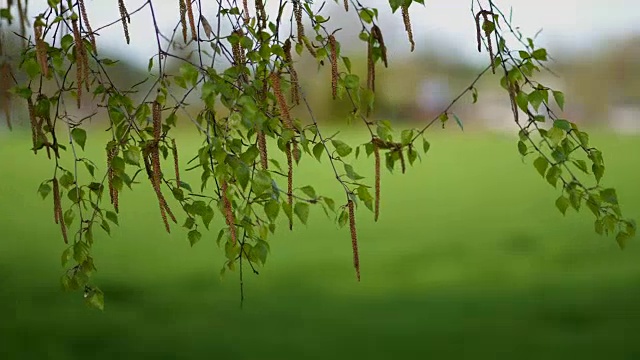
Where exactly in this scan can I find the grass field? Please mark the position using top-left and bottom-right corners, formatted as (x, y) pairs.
(1, 128), (640, 359)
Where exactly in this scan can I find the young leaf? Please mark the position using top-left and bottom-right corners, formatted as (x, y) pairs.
(553, 90), (565, 110)
(555, 196), (570, 215)
(294, 202), (310, 225)
(188, 229), (202, 247)
(71, 128), (87, 150)
(533, 156), (548, 177)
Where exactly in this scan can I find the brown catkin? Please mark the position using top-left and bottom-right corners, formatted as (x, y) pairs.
(255, 0), (267, 28)
(371, 24), (388, 68)
(107, 143), (119, 212)
(27, 96), (38, 153)
(150, 101), (174, 233)
(179, 0), (188, 43)
(283, 39), (299, 105)
(16, 0), (26, 43)
(0, 62), (11, 130)
(286, 142), (293, 230)
(398, 148), (406, 174)
(373, 141), (380, 222)
(34, 22), (48, 77)
(52, 177), (68, 244)
(242, 0), (250, 24)
(328, 35), (338, 99)
(71, 18), (83, 109)
(52, 177), (61, 224)
(366, 38), (375, 93)
(172, 138), (180, 185)
(401, 5), (415, 52)
(257, 131), (268, 170)
(294, 0), (304, 44)
(78, 0), (96, 54)
(270, 72), (294, 130)
(348, 200), (360, 281)
(232, 30), (245, 66)
(221, 181), (237, 245)
(343, 0), (349, 11)
(118, 0), (131, 44)
(184, 0), (197, 40)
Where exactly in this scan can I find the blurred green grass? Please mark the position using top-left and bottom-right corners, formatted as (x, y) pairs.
(1, 128), (640, 359)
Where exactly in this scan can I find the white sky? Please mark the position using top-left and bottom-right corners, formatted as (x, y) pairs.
(34, 0), (640, 66)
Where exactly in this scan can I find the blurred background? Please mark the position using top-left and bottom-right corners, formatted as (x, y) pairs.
(1, 1), (640, 359)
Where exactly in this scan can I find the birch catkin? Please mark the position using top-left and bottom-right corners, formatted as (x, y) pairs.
(184, 0), (197, 40)
(283, 39), (299, 105)
(366, 38), (375, 93)
(257, 131), (268, 170)
(34, 22), (48, 77)
(328, 35), (338, 100)
(52, 177), (68, 244)
(27, 96), (38, 153)
(286, 142), (293, 230)
(71, 18), (82, 107)
(401, 5), (415, 52)
(270, 72), (294, 130)
(118, 0), (131, 44)
(221, 180), (237, 245)
(179, 0), (188, 43)
(373, 141), (381, 222)
(150, 101), (176, 233)
(78, 0), (96, 54)
(172, 139), (180, 185)
(107, 143), (119, 213)
(348, 200), (360, 281)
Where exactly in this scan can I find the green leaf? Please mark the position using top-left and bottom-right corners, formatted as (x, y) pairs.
(516, 91), (529, 112)
(294, 202), (310, 225)
(553, 119), (572, 131)
(517, 141), (527, 156)
(332, 139), (352, 157)
(401, 129), (414, 145)
(528, 90), (544, 111)
(251, 240), (269, 265)
(264, 200), (280, 222)
(546, 126), (565, 146)
(616, 231), (630, 249)
(188, 229), (202, 247)
(313, 142), (325, 162)
(532, 48), (548, 61)
(452, 114), (464, 131)
(105, 211), (119, 225)
(61, 247), (72, 267)
(323, 197), (335, 212)
(38, 182), (52, 199)
(555, 196), (570, 215)
(344, 163), (364, 180)
(300, 185), (317, 199)
(533, 156), (548, 177)
(183, 217), (196, 229)
(344, 74), (360, 89)
(422, 138), (430, 153)
(84, 288), (105, 311)
(23, 58), (41, 80)
(71, 128), (87, 150)
(124, 147), (141, 165)
(546, 165), (561, 188)
(593, 164), (605, 183)
(252, 170), (272, 195)
(553, 90), (565, 110)
(600, 188), (618, 205)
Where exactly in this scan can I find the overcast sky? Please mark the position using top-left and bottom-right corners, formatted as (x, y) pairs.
(42, 0), (640, 66)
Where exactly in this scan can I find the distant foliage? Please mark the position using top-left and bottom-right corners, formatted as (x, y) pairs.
(0, 0), (635, 310)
